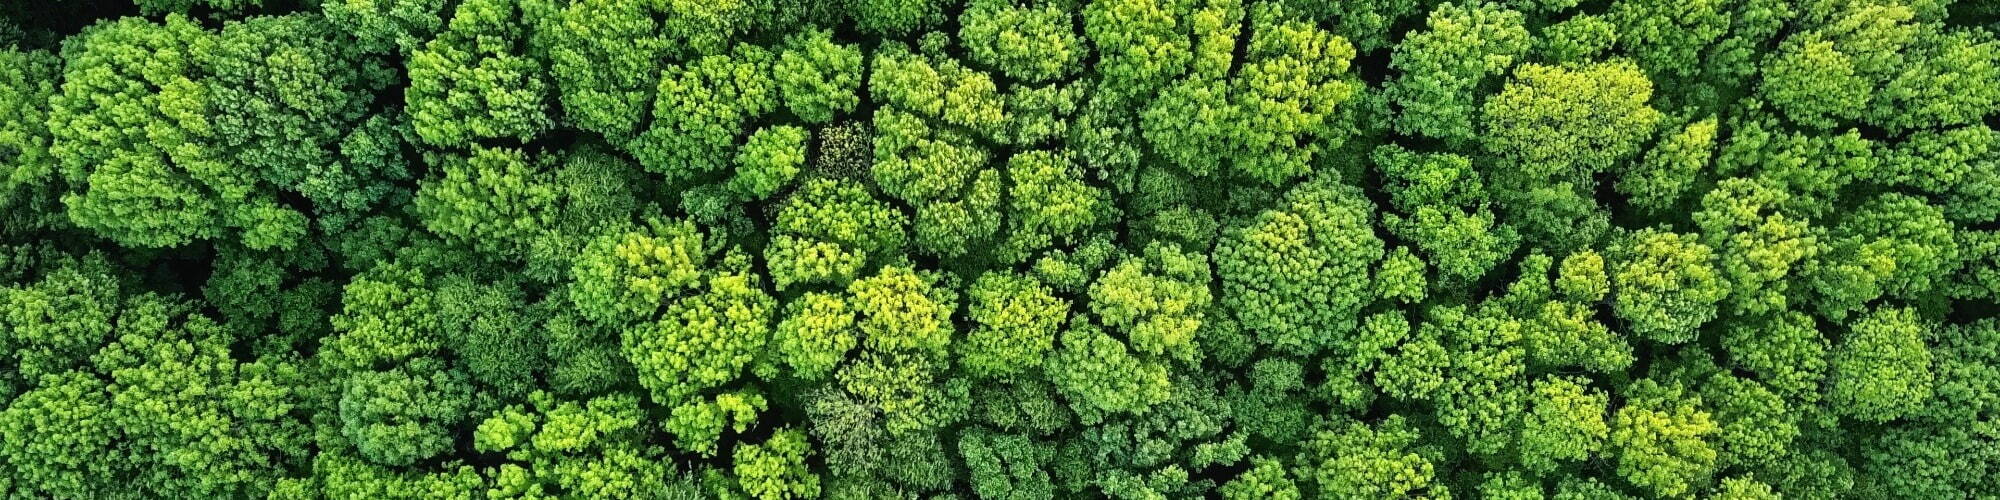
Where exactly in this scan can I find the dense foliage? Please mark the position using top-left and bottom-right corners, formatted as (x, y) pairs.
(3, 0), (1999, 498)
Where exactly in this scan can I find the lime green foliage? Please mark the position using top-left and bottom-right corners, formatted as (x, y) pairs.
(850, 0), (947, 35)
(734, 428), (821, 499)
(0, 261), (315, 498)
(1809, 193), (1959, 320)
(406, 0), (552, 147)
(1048, 321), (1172, 423)
(624, 248), (775, 407)
(323, 0), (452, 54)
(567, 219), (706, 325)
(1695, 178), (1820, 315)
(322, 258), (446, 371)
(766, 178), (906, 290)
(1540, 14), (1618, 63)
(1610, 229), (1728, 344)
(473, 392), (675, 497)
(1387, 2), (1531, 146)
(1217, 179), (1382, 356)
(1484, 60), (1663, 176)
(1830, 306), (1935, 422)
(536, 0), (677, 143)
(8, 2), (2000, 497)
(1373, 145), (1519, 285)
(1000, 151), (1103, 263)
(1221, 456), (1300, 500)
(775, 292), (855, 381)
(774, 29), (863, 124)
(1482, 59), (1661, 249)
(1090, 243), (1212, 363)
(1610, 0), (1731, 78)
(339, 357), (473, 466)
(1612, 380), (1720, 497)
(963, 272), (1067, 379)
(961, 0), (1086, 83)
(630, 43), (776, 181)
(1723, 311), (1828, 403)
(49, 16), (307, 250)
(1622, 117), (1719, 214)
(669, 390), (767, 456)
(835, 266), (964, 434)
(0, 49), (62, 236)
(1520, 376), (1610, 473)
(1083, 0), (1195, 101)
(1141, 4), (1358, 185)
(731, 126), (808, 200)
(1301, 416), (1443, 497)
(414, 147), (558, 259)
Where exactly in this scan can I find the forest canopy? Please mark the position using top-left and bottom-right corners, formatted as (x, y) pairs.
(2, 0), (1999, 498)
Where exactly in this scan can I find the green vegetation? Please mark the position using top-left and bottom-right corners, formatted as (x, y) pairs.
(2, 0), (1999, 497)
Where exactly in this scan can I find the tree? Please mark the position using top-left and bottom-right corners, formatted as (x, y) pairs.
(1610, 229), (1728, 344)
(962, 272), (1068, 379)
(1608, 0), (1730, 79)
(323, 0), (453, 54)
(405, 0), (552, 147)
(850, 0), (948, 36)
(0, 48), (65, 236)
(730, 125), (808, 201)
(1539, 14), (1618, 64)
(1372, 145), (1518, 285)
(960, 0), (1086, 83)
(735, 428), (821, 499)
(1484, 60), (1663, 178)
(1693, 177), (1820, 316)
(1621, 117), (1719, 214)
(832, 266), (965, 435)
(959, 427), (1058, 500)
(1386, 2), (1531, 147)
(1808, 193), (1959, 321)
(773, 29), (863, 124)
(623, 247), (776, 407)
(414, 147), (559, 260)
(1217, 179), (1382, 356)
(669, 390), (767, 457)
(535, 0), (677, 143)
(1611, 379), (1720, 497)
(999, 150), (1103, 264)
(1089, 243), (1212, 364)
(1482, 60), (1661, 250)
(1300, 415), (1444, 498)
(322, 258), (451, 372)
(1872, 29), (2000, 133)
(566, 219), (706, 326)
(1520, 376), (1610, 473)
(1141, 3), (1358, 185)
(338, 356), (474, 467)
(206, 14), (391, 222)
(1722, 311), (1828, 404)
(765, 178), (907, 290)
(48, 16), (308, 250)
(1221, 457), (1300, 500)
(471, 391), (677, 497)
(1829, 306), (1935, 423)
(869, 107), (1000, 258)
(0, 255), (121, 382)
(628, 44), (776, 181)
(1082, 0), (1193, 102)
(1047, 321), (1172, 423)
